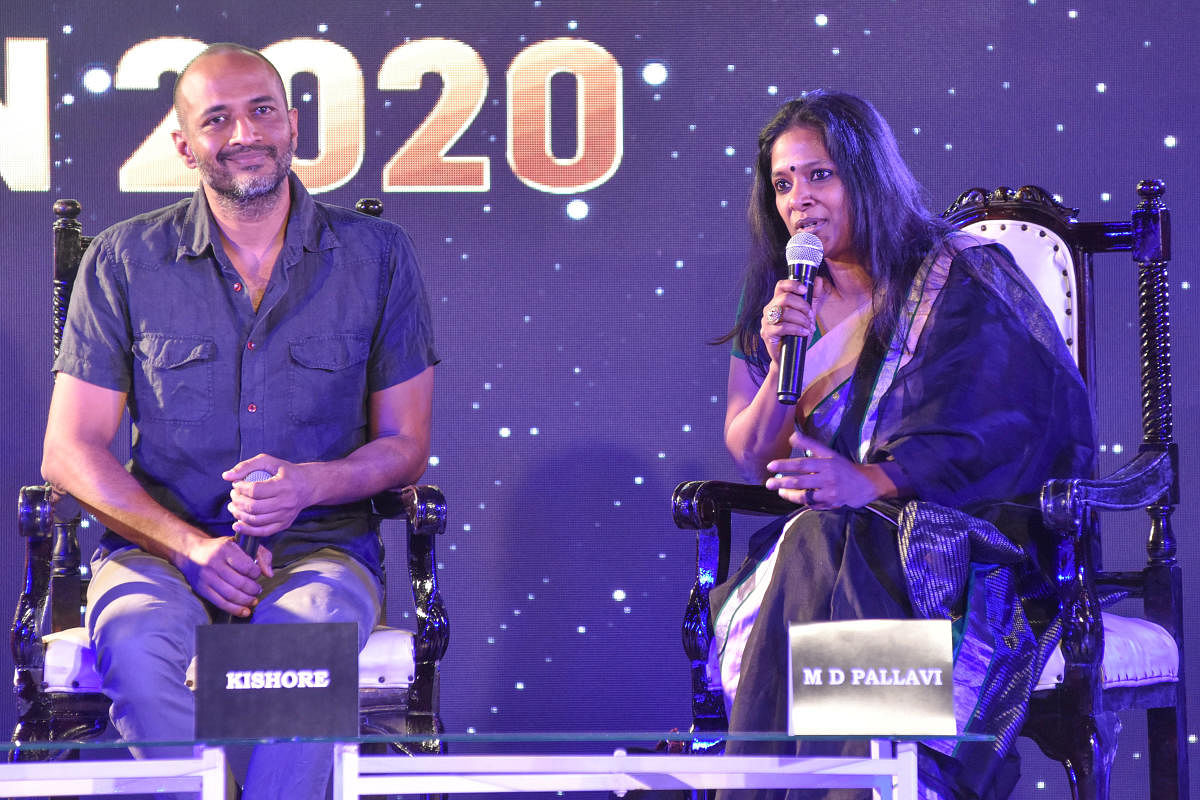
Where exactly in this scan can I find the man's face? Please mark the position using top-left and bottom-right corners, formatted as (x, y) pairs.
(172, 52), (298, 205)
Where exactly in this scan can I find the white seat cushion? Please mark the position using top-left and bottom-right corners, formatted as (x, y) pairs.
(358, 626), (416, 689)
(27, 624), (416, 695)
(41, 627), (103, 693)
(1035, 612), (1179, 691)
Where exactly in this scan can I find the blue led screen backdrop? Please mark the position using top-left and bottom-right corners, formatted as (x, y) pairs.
(1, 2), (1197, 796)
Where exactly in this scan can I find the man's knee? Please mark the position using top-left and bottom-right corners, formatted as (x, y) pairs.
(253, 550), (381, 645)
(90, 593), (197, 675)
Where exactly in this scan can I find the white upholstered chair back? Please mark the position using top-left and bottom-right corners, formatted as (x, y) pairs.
(962, 218), (1080, 367)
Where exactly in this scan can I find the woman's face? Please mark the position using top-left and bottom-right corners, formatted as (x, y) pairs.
(769, 126), (857, 267)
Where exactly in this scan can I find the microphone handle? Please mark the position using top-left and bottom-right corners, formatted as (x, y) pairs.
(233, 469), (273, 559)
(234, 533), (259, 559)
(776, 263), (817, 405)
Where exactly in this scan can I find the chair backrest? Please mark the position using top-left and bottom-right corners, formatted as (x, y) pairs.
(52, 199), (93, 362)
(943, 180), (1177, 549)
(942, 186), (1095, 386)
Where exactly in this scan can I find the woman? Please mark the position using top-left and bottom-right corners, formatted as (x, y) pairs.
(711, 92), (1095, 800)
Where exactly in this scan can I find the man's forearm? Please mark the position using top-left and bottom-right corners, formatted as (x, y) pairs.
(294, 433), (429, 509)
(42, 440), (208, 569)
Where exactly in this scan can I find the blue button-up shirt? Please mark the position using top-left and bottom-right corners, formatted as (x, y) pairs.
(55, 174), (437, 576)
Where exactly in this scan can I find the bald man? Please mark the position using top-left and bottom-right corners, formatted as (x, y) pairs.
(42, 43), (437, 798)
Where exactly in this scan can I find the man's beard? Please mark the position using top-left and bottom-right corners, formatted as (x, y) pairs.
(197, 141), (293, 212)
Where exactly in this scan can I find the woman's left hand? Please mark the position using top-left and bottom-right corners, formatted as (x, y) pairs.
(765, 431), (887, 509)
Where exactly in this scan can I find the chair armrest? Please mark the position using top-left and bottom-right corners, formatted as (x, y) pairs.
(1039, 447), (1178, 690)
(371, 484), (446, 538)
(1041, 446), (1175, 531)
(672, 480), (797, 530)
(13, 485), (84, 671)
(373, 485), (449, 664)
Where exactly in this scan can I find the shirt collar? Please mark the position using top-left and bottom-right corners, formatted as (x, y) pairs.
(175, 171), (341, 260)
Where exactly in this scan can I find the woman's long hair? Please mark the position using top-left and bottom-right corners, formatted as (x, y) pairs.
(720, 91), (952, 381)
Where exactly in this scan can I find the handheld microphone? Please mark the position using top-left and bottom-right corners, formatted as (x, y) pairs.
(776, 231), (824, 405)
(234, 469), (274, 559)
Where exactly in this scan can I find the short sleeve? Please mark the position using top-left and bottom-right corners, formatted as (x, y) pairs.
(52, 234), (134, 392)
(367, 227), (439, 391)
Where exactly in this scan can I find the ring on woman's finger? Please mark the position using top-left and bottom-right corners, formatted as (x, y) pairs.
(804, 488), (816, 506)
(766, 305), (783, 325)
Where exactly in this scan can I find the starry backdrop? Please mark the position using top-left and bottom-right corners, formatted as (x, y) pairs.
(1, 0), (1198, 797)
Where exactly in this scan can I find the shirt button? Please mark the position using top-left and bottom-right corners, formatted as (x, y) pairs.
(246, 341), (256, 350)
(233, 282), (243, 292)
(247, 403), (258, 413)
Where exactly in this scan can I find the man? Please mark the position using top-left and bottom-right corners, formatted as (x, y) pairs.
(40, 42), (437, 798)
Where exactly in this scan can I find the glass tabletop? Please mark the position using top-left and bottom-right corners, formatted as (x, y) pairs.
(3, 729), (994, 755)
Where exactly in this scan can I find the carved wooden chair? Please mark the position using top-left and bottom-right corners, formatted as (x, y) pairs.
(12, 198), (448, 760)
(672, 181), (1185, 800)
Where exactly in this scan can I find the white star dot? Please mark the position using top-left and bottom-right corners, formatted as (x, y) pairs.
(642, 62), (668, 86)
(82, 68), (112, 94)
(566, 199), (589, 220)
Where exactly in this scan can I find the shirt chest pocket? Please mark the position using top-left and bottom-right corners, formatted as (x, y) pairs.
(132, 335), (216, 423)
(288, 334), (370, 425)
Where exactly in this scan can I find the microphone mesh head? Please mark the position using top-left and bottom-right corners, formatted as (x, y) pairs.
(785, 231), (824, 266)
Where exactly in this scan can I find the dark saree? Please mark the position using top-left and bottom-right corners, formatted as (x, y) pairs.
(711, 238), (1096, 800)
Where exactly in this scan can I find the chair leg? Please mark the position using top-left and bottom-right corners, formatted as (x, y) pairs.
(1060, 711), (1119, 800)
(1147, 705), (1188, 800)
(10, 690), (109, 763)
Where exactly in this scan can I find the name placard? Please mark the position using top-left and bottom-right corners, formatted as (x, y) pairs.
(788, 618), (955, 737)
(195, 622), (358, 739)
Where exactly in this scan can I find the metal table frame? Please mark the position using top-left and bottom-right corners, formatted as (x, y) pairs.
(0, 745), (226, 799)
(333, 739), (918, 799)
